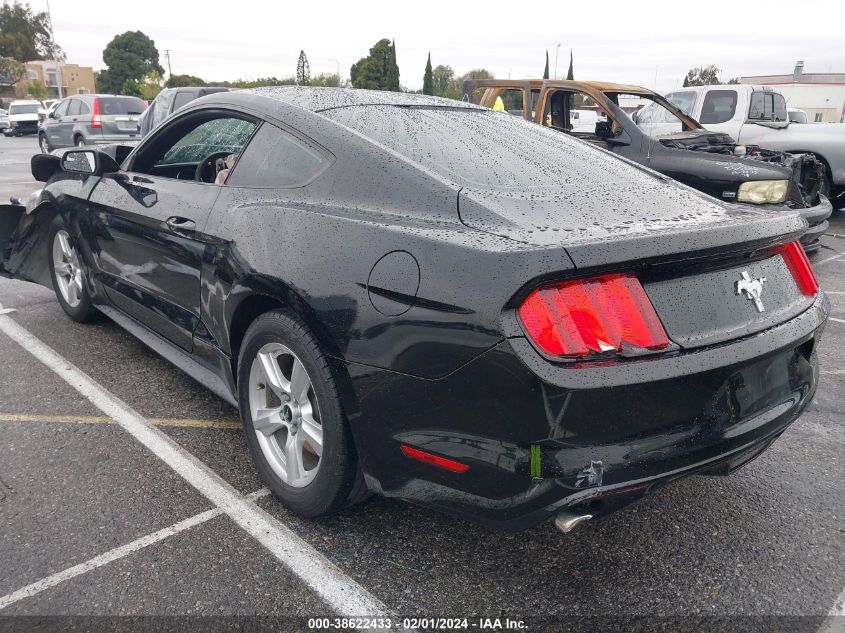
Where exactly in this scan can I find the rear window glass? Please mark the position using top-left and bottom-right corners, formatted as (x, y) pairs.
(172, 92), (195, 111)
(9, 104), (39, 115)
(97, 97), (146, 115)
(323, 105), (618, 190)
(749, 92), (787, 122)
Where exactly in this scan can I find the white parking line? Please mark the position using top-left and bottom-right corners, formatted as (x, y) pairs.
(0, 315), (391, 618)
(821, 370), (845, 376)
(816, 587), (845, 633)
(0, 488), (268, 611)
(815, 253), (845, 266)
(829, 317), (845, 325)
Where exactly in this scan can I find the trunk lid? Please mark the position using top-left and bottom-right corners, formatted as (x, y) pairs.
(459, 181), (811, 350)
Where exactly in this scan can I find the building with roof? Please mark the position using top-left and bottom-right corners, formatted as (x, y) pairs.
(740, 61), (845, 123)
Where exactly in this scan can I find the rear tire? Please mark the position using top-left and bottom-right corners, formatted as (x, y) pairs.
(238, 310), (359, 517)
(75, 135), (85, 147)
(47, 217), (98, 322)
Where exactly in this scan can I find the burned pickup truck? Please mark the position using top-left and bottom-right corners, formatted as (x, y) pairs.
(462, 79), (832, 251)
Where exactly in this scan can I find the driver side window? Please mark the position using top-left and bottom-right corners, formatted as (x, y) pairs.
(132, 114), (257, 182)
(158, 117), (256, 166)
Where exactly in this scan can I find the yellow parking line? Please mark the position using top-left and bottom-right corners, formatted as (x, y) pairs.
(0, 413), (240, 430)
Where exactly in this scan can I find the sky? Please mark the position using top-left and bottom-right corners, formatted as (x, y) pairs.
(42, 0), (845, 94)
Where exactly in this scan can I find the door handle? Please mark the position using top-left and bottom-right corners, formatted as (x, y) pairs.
(165, 216), (196, 233)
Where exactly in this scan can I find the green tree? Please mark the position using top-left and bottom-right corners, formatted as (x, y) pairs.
(310, 72), (344, 87)
(422, 52), (433, 95)
(165, 73), (206, 88)
(0, 1), (62, 62)
(683, 64), (722, 86)
(543, 50), (549, 79)
(138, 69), (163, 100)
(0, 55), (25, 86)
(98, 31), (164, 95)
(26, 78), (45, 98)
(432, 64), (458, 99)
(460, 68), (494, 81)
(350, 38), (399, 91)
(296, 50), (310, 85)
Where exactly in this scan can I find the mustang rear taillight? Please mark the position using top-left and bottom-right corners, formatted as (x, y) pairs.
(91, 98), (102, 129)
(780, 241), (819, 296)
(518, 273), (670, 359)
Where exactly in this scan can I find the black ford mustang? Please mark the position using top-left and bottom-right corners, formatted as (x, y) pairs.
(0, 88), (829, 531)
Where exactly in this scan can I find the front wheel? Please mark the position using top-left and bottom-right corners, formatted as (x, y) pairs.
(47, 218), (98, 322)
(238, 310), (359, 517)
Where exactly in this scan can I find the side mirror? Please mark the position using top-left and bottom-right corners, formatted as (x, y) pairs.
(48, 110), (56, 119)
(59, 149), (121, 177)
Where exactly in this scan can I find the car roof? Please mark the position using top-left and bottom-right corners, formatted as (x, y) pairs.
(243, 86), (484, 112)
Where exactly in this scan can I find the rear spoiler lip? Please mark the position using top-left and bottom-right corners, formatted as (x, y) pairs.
(563, 211), (808, 271)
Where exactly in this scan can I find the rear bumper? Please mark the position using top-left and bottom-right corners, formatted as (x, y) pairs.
(88, 134), (140, 145)
(342, 293), (829, 531)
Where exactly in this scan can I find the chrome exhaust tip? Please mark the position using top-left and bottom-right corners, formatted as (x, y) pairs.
(554, 511), (593, 533)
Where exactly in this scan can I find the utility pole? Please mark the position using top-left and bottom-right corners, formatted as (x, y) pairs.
(164, 49), (173, 78)
(554, 43), (561, 80)
(45, 0), (62, 99)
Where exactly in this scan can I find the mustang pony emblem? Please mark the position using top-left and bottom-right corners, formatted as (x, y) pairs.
(736, 271), (767, 312)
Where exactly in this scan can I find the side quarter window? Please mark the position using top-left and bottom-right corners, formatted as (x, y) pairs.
(227, 123), (327, 188)
(699, 89), (737, 124)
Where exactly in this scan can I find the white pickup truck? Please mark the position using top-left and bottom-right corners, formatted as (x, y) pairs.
(663, 84), (845, 208)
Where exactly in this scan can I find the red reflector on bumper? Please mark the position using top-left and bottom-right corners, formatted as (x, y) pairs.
(400, 445), (469, 473)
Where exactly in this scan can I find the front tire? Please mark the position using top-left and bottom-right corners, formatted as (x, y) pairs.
(238, 310), (358, 517)
(47, 217), (98, 322)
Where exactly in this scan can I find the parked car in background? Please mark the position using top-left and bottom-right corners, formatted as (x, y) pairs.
(3, 100), (42, 136)
(662, 84), (845, 206)
(463, 79), (831, 251)
(0, 87), (828, 531)
(139, 86), (230, 136)
(0, 108), (9, 132)
(788, 108), (808, 124)
(38, 99), (58, 122)
(38, 94), (147, 153)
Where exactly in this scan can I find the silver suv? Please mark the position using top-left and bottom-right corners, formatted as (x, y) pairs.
(38, 94), (147, 153)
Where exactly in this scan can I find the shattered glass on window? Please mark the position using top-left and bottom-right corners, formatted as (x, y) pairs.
(158, 118), (257, 165)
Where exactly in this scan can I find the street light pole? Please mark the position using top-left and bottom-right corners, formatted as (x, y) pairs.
(554, 43), (561, 80)
(45, 0), (62, 99)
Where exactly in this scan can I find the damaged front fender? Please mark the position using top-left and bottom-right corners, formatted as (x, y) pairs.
(0, 198), (57, 288)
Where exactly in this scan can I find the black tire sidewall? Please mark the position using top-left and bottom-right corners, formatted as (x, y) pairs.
(237, 311), (355, 517)
(39, 134), (50, 154)
(47, 216), (97, 322)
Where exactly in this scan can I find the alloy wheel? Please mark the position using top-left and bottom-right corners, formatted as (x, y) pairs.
(52, 230), (84, 308)
(39, 135), (49, 154)
(247, 343), (323, 487)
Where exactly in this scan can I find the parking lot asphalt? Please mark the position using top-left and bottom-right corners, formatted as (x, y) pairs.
(0, 134), (843, 632)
